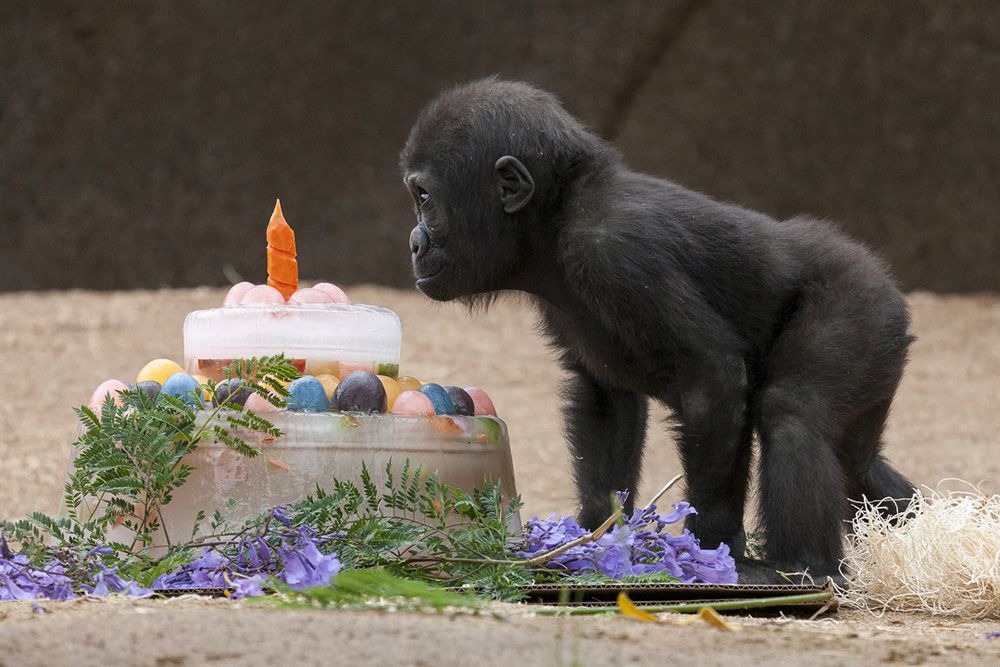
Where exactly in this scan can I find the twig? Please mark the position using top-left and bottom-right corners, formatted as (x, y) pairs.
(407, 472), (687, 568)
(645, 473), (685, 508)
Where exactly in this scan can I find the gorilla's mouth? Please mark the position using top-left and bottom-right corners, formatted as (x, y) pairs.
(415, 268), (443, 285)
(415, 266), (448, 293)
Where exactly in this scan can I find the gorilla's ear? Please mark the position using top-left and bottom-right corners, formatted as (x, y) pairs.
(494, 156), (535, 213)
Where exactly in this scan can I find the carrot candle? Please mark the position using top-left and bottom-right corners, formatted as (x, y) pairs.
(266, 199), (298, 300)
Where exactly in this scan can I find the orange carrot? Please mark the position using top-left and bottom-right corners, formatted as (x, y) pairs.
(266, 199), (298, 300)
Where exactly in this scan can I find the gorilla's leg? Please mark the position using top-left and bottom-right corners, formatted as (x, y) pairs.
(678, 357), (753, 559)
(756, 290), (858, 573)
(757, 387), (848, 572)
(840, 401), (916, 521)
(564, 367), (649, 529)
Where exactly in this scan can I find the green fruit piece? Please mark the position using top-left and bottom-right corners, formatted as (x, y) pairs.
(375, 362), (400, 378)
(477, 417), (503, 444)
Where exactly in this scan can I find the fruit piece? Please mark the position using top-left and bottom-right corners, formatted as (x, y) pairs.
(303, 360), (339, 376)
(338, 361), (374, 377)
(312, 282), (351, 304)
(245, 391), (280, 413)
(463, 387), (497, 416)
(444, 386), (475, 416)
(288, 288), (334, 305)
(376, 362), (400, 378)
(397, 376), (423, 393)
(432, 416), (462, 434)
(223, 281), (255, 306)
(88, 379), (129, 416)
(215, 378), (251, 407)
(136, 358), (184, 386)
(192, 374), (211, 401)
(286, 376), (331, 412)
(390, 390), (436, 416)
(315, 374), (339, 400)
(135, 380), (161, 401)
(241, 284), (285, 305)
(418, 383), (456, 415)
(261, 373), (292, 390)
(376, 375), (402, 410)
(333, 371), (387, 413)
(477, 416), (503, 444)
(266, 199), (297, 300)
(161, 372), (204, 407)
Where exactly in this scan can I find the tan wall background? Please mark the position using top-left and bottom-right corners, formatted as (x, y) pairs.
(3, 1), (998, 292)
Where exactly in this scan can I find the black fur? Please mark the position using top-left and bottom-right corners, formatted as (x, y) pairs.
(400, 79), (915, 583)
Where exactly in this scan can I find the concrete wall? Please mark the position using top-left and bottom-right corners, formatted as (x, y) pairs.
(3, 1), (998, 292)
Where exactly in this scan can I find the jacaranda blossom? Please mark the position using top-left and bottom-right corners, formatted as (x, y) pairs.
(515, 497), (738, 584)
(152, 522), (342, 597)
(1, 535), (150, 601)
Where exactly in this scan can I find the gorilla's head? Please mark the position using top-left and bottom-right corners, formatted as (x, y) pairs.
(399, 79), (605, 303)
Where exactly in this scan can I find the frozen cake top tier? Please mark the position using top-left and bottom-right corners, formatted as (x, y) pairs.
(183, 303), (402, 364)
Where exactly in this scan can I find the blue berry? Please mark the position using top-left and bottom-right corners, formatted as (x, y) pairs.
(161, 372), (203, 407)
(418, 383), (456, 415)
(286, 376), (331, 412)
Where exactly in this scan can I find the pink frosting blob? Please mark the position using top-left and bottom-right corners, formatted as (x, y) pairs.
(240, 284), (286, 305)
(89, 379), (130, 416)
(223, 281), (255, 306)
(312, 282), (351, 304)
(463, 387), (497, 416)
(390, 390), (436, 416)
(244, 391), (281, 415)
(288, 287), (335, 305)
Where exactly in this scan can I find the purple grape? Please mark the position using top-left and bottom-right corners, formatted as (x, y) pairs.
(444, 386), (474, 416)
(216, 378), (252, 407)
(333, 371), (387, 413)
(135, 380), (161, 401)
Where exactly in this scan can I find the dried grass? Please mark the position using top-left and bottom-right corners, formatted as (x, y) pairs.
(838, 481), (1000, 619)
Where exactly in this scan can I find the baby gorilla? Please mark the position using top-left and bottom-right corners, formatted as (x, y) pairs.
(400, 79), (915, 583)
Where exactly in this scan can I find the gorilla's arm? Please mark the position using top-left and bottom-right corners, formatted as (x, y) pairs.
(561, 359), (648, 529)
(562, 221), (756, 554)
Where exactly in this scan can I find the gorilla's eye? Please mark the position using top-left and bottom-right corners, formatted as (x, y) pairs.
(416, 187), (431, 206)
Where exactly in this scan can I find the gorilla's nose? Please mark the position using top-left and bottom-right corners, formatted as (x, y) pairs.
(409, 225), (429, 261)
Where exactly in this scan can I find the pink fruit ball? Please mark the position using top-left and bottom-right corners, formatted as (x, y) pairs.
(390, 390), (436, 417)
(463, 387), (497, 416)
(288, 288), (334, 305)
(223, 281), (255, 306)
(312, 282), (351, 304)
(244, 392), (280, 414)
(88, 379), (130, 416)
(240, 284), (286, 305)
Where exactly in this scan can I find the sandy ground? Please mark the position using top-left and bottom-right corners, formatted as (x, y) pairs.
(1, 286), (999, 665)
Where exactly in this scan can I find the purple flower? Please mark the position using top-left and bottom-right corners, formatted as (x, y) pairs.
(153, 548), (232, 590)
(514, 498), (737, 584)
(1, 540), (78, 601)
(278, 531), (342, 590)
(85, 564), (153, 598)
(237, 533), (273, 571)
(230, 574), (267, 599)
(270, 506), (292, 527)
